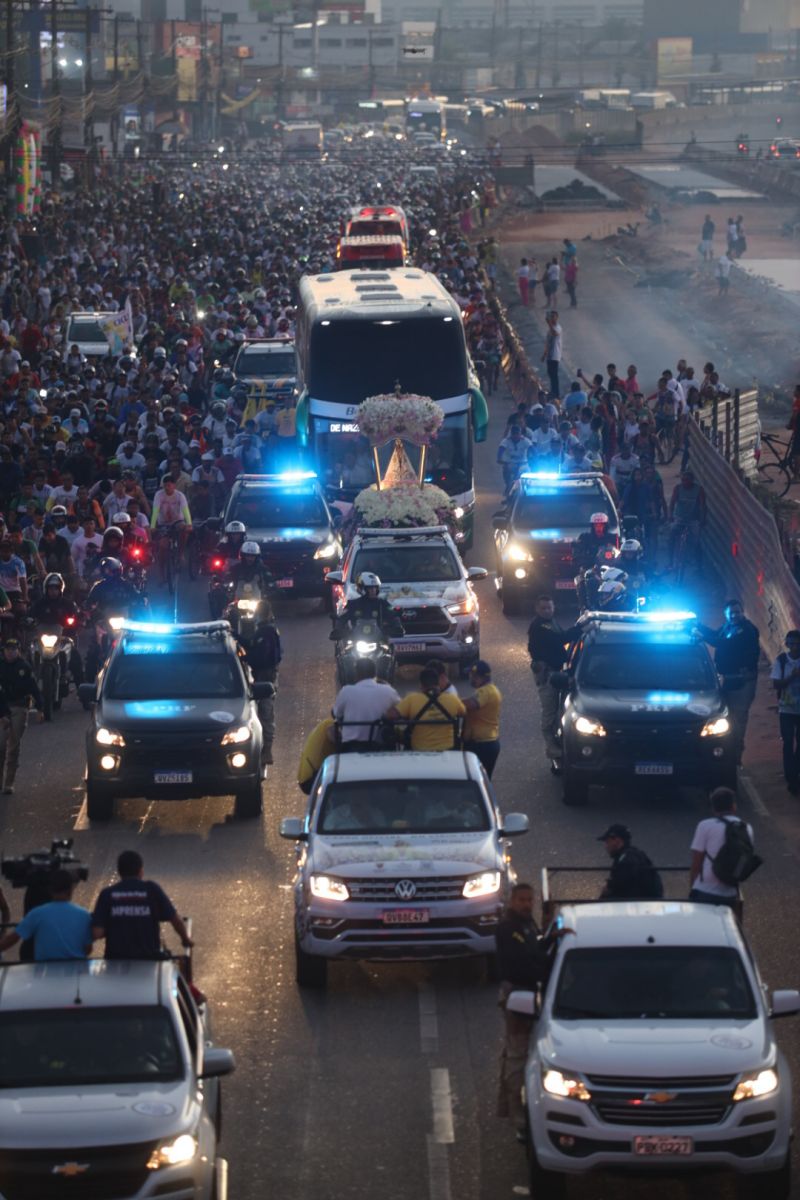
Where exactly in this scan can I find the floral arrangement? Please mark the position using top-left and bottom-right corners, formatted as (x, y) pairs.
(345, 481), (454, 536)
(356, 392), (444, 447)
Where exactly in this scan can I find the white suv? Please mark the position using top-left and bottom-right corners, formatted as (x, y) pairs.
(327, 526), (488, 674)
(509, 901), (799, 1198)
(280, 750), (528, 987)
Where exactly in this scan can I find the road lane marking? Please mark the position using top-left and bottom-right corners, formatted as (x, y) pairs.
(739, 771), (770, 817)
(73, 797), (90, 830)
(418, 982), (439, 1053)
(430, 1067), (455, 1144)
(426, 1136), (452, 1200)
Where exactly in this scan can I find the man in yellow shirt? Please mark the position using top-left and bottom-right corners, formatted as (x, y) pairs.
(388, 667), (465, 751)
(297, 717), (336, 793)
(463, 660), (502, 778)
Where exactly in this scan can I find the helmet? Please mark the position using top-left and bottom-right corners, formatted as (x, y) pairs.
(225, 520), (247, 535)
(50, 505), (68, 518)
(113, 511), (132, 526)
(44, 572), (64, 593)
(620, 538), (642, 558)
(240, 540), (260, 557)
(356, 571), (382, 595)
(100, 556), (123, 578)
(597, 579), (626, 608)
(104, 526), (124, 542)
(599, 566), (628, 584)
(590, 512), (609, 526)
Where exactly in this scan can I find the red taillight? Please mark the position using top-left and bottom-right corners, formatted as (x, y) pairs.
(212, 557), (223, 569)
(132, 547), (142, 559)
(66, 616), (75, 626)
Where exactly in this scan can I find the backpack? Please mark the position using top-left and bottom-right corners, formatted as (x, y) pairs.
(710, 818), (763, 886)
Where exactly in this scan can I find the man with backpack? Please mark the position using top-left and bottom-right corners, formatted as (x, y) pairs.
(689, 787), (760, 909)
(598, 824), (663, 900)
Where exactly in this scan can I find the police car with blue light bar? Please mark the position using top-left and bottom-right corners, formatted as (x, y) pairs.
(80, 621), (272, 821)
(550, 610), (737, 806)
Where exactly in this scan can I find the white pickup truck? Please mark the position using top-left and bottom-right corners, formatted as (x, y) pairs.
(508, 896), (799, 1199)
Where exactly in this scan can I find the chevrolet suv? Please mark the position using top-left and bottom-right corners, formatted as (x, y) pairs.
(81, 620), (271, 821)
(0, 959), (235, 1199)
(232, 338), (297, 403)
(280, 750), (528, 987)
(327, 525), (487, 673)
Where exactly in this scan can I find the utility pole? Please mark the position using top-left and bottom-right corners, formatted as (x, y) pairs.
(171, 17), (177, 121)
(83, 6), (95, 188)
(111, 14), (119, 160)
(535, 20), (542, 90)
(275, 20), (287, 123)
(50, 0), (61, 189)
(5, 0), (17, 218)
(577, 20), (584, 88)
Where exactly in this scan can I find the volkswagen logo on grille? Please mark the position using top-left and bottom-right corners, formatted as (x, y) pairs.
(394, 879), (417, 900)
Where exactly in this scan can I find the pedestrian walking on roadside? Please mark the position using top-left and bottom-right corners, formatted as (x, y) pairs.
(527, 594), (579, 761)
(598, 824), (663, 899)
(463, 659), (502, 777)
(715, 251), (732, 297)
(689, 787), (758, 910)
(699, 214), (715, 262)
(770, 629), (800, 794)
(543, 257), (560, 308)
(564, 257), (578, 307)
(0, 636), (44, 794)
(698, 600), (760, 764)
(517, 258), (530, 307)
(541, 310), (563, 400)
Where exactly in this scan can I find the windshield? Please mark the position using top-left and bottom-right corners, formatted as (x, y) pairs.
(347, 220), (404, 239)
(318, 780), (489, 834)
(231, 491), (327, 527)
(67, 319), (105, 342)
(514, 493), (613, 531)
(0, 1007), (183, 1087)
(236, 350), (296, 378)
(554, 948), (756, 1020)
(313, 411), (471, 498)
(307, 317), (467, 402)
(578, 643), (716, 691)
(106, 650), (243, 699)
(352, 545), (460, 583)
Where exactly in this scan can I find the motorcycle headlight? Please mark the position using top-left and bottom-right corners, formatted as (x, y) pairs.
(236, 599), (259, 613)
(96, 727), (125, 747)
(40, 634), (58, 648)
(506, 543), (531, 563)
(355, 640), (378, 654)
(462, 870), (501, 898)
(310, 874), (350, 902)
(700, 716), (730, 737)
(147, 1133), (198, 1169)
(221, 723), (251, 745)
(453, 506), (465, 520)
(108, 616), (125, 631)
(314, 540), (340, 560)
(732, 1068), (778, 1102)
(447, 595), (475, 616)
(542, 1068), (592, 1101)
(573, 714), (606, 737)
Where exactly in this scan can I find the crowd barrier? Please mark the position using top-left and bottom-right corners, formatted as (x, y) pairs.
(697, 389), (760, 480)
(483, 277), (543, 404)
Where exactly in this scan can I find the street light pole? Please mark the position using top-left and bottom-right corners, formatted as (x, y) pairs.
(50, 0), (61, 188)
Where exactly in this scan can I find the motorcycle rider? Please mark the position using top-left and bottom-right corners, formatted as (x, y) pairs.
(29, 573), (83, 686)
(573, 512), (617, 573)
(576, 546), (619, 611)
(100, 524), (125, 561)
(241, 600), (282, 765)
(113, 511), (150, 572)
(332, 572), (403, 641)
(215, 520), (248, 564)
(228, 541), (273, 599)
(85, 558), (143, 678)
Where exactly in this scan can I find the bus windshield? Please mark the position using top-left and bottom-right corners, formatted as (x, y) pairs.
(307, 316), (467, 403)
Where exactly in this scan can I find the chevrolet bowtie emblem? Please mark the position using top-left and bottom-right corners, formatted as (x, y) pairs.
(644, 1092), (677, 1104)
(52, 1162), (90, 1177)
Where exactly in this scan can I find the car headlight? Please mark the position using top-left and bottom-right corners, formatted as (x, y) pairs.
(96, 727), (125, 747)
(447, 595), (475, 616)
(462, 870), (501, 898)
(542, 1068), (592, 1101)
(453, 506), (465, 520)
(506, 543), (531, 563)
(732, 1068), (778, 1102)
(40, 634), (58, 648)
(310, 874), (350, 902)
(221, 724), (251, 745)
(236, 599), (259, 613)
(147, 1133), (198, 1169)
(314, 540), (340, 560)
(573, 714), (606, 737)
(700, 715), (730, 737)
(108, 616), (125, 631)
(355, 640), (377, 654)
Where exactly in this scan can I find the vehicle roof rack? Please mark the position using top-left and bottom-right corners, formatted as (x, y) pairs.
(120, 620), (231, 637)
(356, 525), (449, 538)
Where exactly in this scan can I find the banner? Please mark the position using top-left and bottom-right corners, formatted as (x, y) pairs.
(16, 124), (42, 215)
(98, 309), (133, 356)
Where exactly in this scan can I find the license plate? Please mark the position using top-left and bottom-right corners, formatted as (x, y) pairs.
(633, 1136), (693, 1157)
(154, 771), (193, 784)
(635, 763), (674, 776)
(397, 642), (426, 653)
(382, 909), (430, 925)
(555, 579), (576, 589)
(275, 578), (294, 588)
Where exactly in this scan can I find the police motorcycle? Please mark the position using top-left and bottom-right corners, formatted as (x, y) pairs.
(331, 572), (399, 688)
(208, 521), (247, 619)
(221, 542), (275, 650)
(29, 573), (81, 721)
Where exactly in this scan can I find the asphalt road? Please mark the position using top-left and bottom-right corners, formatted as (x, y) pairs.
(3, 379), (800, 1200)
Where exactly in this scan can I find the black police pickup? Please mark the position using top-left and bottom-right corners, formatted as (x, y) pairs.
(552, 610), (737, 806)
(493, 472), (619, 614)
(223, 472), (342, 601)
(80, 620), (271, 821)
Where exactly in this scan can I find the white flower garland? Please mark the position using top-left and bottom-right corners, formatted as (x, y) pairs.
(356, 392), (444, 447)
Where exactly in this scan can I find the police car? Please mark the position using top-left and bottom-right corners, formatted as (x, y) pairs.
(552, 610), (737, 805)
(81, 620), (271, 821)
(222, 472), (342, 601)
(493, 472), (619, 615)
(232, 338), (297, 403)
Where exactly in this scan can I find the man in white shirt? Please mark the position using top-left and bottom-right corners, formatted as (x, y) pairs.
(689, 787), (753, 908)
(332, 659), (399, 751)
(71, 518), (104, 578)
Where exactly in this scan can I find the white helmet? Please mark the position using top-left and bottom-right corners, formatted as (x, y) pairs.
(597, 579), (626, 606)
(241, 540), (260, 557)
(590, 512), (609, 526)
(620, 538), (642, 556)
(225, 520), (247, 535)
(113, 511), (132, 526)
(357, 571), (382, 595)
(599, 566), (628, 584)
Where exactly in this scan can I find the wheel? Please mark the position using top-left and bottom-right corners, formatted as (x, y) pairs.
(527, 1144), (567, 1200)
(86, 779), (114, 821)
(234, 779), (263, 819)
(759, 461), (792, 498)
(737, 1155), (791, 1200)
(657, 426), (678, 464)
(41, 662), (55, 722)
(295, 936), (328, 988)
(562, 769), (589, 806)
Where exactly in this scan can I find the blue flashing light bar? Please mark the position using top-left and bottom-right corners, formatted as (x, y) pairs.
(520, 471), (560, 481)
(277, 470), (317, 482)
(639, 610), (697, 623)
(122, 620), (175, 635)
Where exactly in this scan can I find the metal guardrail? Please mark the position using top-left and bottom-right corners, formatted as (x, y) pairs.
(695, 388), (760, 479)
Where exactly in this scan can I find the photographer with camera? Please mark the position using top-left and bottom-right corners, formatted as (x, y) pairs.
(0, 869), (92, 961)
(1, 838), (89, 960)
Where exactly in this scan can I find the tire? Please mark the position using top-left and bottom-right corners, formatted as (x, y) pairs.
(295, 936), (328, 988)
(738, 1155), (791, 1200)
(86, 779), (114, 821)
(759, 461), (792, 498)
(527, 1144), (567, 1200)
(562, 769), (589, 806)
(41, 662), (55, 722)
(234, 779), (263, 819)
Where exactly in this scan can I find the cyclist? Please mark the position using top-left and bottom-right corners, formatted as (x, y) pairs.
(0, 538), (28, 609)
(652, 380), (678, 461)
(668, 469), (706, 570)
(332, 572), (403, 642)
(573, 512), (617, 574)
(29, 573), (84, 685)
(150, 475), (192, 585)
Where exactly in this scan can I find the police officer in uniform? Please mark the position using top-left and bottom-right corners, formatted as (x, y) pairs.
(527, 593), (580, 761)
(332, 572), (403, 641)
(0, 637), (44, 794)
(242, 600), (282, 765)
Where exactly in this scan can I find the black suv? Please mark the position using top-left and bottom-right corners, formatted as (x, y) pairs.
(493, 473), (619, 614)
(553, 611), (737, 806)
(80, 620), (271, 821)
(223, 473), (342, 602)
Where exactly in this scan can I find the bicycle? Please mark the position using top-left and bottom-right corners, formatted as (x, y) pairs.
(655, 418), (679, 465)
(671, 520), (701, 586)
(757, 431), (797, 498)
(156, 526), (184, 595)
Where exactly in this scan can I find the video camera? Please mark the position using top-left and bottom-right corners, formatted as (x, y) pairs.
(1, 839), (89, 893)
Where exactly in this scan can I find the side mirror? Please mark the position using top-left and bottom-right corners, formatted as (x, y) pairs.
(467, 566), (488, 582)
(280, 816), (307, 841)
(326, 570), (343, 585)
(492, 515), (509, 531)
(771, 989), (800, 1018)
(549, 671), (569, 689)
(200, 1047), (236, 1079)
(506, 990), (537, 1017)
(79, 683), (97, 705)
(499, 812), (529, 837)
(252, 681), (275, 700)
